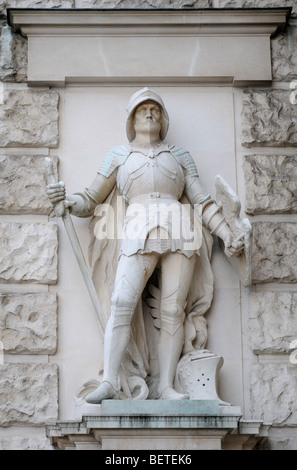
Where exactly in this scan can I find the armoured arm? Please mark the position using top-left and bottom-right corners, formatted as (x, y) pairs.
(184, 173), (244, 257)
(47, 171), (117, 218)
(46, 146), (130, 218)
(69, 171), (117, 218)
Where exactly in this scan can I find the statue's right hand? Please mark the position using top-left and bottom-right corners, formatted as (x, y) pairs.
(46, 181), (66, 206)
(46, 182), (76, 217)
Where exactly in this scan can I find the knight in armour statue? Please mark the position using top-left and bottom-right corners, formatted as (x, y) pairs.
(47, 88), (245, 403)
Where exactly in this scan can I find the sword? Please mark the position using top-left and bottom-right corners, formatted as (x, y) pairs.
(44, 158), (106, 338)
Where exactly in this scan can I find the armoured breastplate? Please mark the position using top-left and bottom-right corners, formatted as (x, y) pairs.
(115, 145), (200, 258)
(117, 146), (185, 203)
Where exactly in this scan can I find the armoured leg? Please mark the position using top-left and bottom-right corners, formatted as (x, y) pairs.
(157, 253), (195, 400)
(86, 253), (159, 404)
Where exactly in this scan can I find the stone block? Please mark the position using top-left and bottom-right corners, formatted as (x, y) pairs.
(0, 25), (27, 82)
(252, 222), (297, 283)
(242, 90), (297, 147)
(0, 223), (58, 284)
(0, 155), (58, 215)
(249, 291), (297, 353)
(218, 0), (297, 15)
(0, 434), (52, 450)
(0, 363), (58, 426)
(243, 155), (297, 215)
(74, 0), (211, 7)
(0, 88), (59, 148)
(272, 25), (297, 82)
(259, 428), (297, 451)
(251, 364), (297, 425)
(0, 0), (74, 15)
(0, 293), (57, 354)
(251, 222), (297, 283)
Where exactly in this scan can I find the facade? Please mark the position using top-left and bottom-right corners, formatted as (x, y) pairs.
(0, 0), (297, 451)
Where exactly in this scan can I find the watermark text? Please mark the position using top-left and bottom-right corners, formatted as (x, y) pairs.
(93, 196), (203, 252)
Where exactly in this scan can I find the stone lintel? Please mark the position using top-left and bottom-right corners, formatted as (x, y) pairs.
(7, 8), (290, 87)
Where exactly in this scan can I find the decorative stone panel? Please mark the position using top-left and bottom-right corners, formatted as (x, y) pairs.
(0, 88), (59, 148)
(249, 291), (297, 353)
(242, 90), (297, 147)
(0, 363), (58, 426)
(0, 223), (58, 284)
(0, 293), (58, 354)
(243, 155), (297, 215)
(0, 155), (58, 215)
(252, 222), (297, 283)
(0, 0), (74, 15)
(251, 364), (297, 425)
(219, 0), (297, 15)
(272, 25), (297, 82)
(0, 25), (27, 82)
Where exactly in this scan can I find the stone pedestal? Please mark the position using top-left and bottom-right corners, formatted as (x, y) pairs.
(46, 400), (269, 450)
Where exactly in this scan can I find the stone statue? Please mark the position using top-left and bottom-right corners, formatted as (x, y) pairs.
(47, 88), (248, 404)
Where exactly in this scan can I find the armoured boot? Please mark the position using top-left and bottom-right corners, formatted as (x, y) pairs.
(85, 312), (131, 404)
(157, 306), (189, 400)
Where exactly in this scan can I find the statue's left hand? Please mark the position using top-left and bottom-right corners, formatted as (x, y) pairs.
(223, 232), (245, 258)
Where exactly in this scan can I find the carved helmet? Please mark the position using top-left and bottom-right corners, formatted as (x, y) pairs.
(126, 87), (169, 142)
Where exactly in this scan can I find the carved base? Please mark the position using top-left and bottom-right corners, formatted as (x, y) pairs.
(47, 401), (269, 450)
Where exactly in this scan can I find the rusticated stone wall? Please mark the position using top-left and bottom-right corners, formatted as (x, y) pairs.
(0, 1), (61, 450)
(0, 363), (58, 426)
(0, 155), (58, 214)
(219, 0), (297, 15)
(242, 90), (297, 147)
(0, 293), (57, 354)
(243, 155), (297, 215)
(237, 0), (297, 451)
(0, 89), (59, 147)
(0, 0), (297, 451)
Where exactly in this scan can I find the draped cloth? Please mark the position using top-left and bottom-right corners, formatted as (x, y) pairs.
(88, 187), (214, 399)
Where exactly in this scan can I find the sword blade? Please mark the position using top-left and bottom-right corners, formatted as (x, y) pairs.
(44, 157), (105, 337)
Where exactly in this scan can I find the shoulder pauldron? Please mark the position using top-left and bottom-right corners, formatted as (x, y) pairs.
(98, 145), (131, 178)
(169, 145), (199, 177)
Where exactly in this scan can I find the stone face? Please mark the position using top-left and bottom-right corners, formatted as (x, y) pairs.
(251, 364), (297, 425)
(252, 222), (297, 283)
(242, 90), (297, 147)
(0, 223), (58, 284)
(272, 25), (297, 82)
(74, 0), (211, 7)
(0, 25), (27, 82)
(0, 293), (57, 354)
(0, 434), (52, 450)
(258, 429), (297, 451)
(218, 0), (297, 15)
(249, 291), (297, 353)
(0, 155), (58, 215)
(0, 88), (59, 148)
(0, 363), (58, 426)
(243, 155), (297, 215)
(0, 0), (74, 15)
